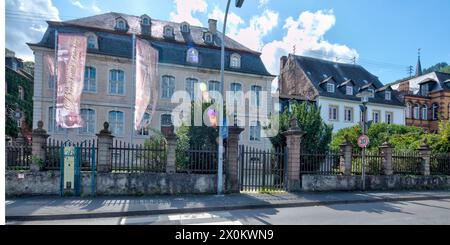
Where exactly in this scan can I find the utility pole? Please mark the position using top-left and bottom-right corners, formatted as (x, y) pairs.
(407, 65), (413, 78)
(352, 56), (356, 65)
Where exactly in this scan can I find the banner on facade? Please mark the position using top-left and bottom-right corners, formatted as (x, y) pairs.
(134, 38), (159, 130)
(56, 33), (87, 128)
(43, 52), (55, 85)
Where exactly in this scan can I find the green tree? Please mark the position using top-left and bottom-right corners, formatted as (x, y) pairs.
(269, 102), (333, 153)
(423, 62), (448, 74)
(439, 66), (450, 74)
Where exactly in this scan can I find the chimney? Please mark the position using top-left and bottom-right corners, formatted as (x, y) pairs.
(208, 19), (217, 33)
(398, 81), (410, 94)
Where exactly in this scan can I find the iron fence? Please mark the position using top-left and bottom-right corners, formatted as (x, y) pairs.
(239, 146), (286, 192)
(6, 142), (32, 170)
(110, 140), (166, 173)
(392, 150), (422, 175)
(44, 139), (98, 171)
(431, 153), (450, 175)
(299, 149), (341, 175)
(351, 149), (383, 175)
(177, 144), (220, 174)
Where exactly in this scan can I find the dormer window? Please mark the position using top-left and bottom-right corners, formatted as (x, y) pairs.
(327, 83), (335, 93)
(141, 16), (151, 26)
(164, 25), (174, 38)
(230, 53), (241, 69)
(368, 88), (375, 98)
(85, 33), (98, 49)
(186, 48), (199, 64)
(421, 84), (429, 96)
(346, 85), (353, 95)
(204, 32), (213, 44)
(116, 18), (127, 30)
(385, 91), (391, 101)
(181, 22), (190, 33)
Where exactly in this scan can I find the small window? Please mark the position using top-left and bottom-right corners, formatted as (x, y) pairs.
(116, 19), (127, 30)
(432, 104), (439, 120)
(251, 85), (262, 107)
(141, 16), (150, 26)
(329, 106), (339, 121)
(346, 85), (353, 95)
(406, 103), (412, 118)
(108, 111), (124, 136)
(161, 75), (175, 99)
(18, 86), (24, 100)
(79, 109), (96, 134)
(422, 106), (428, 120)
(86, 34), (98, 49)
(204, 33), (213, 43)
(109, 69), (125, 95)
(84, 66), (97, 93)
(230, 53), (241, 68)
(421, 84), (429, 96)
(368, 89), (375, 98)
(344, 107), (353, 122)
(185, 78), (199, 101)
(181, 22), (190, 33)
(250, 121), (261, 141)
(138, 113), (151, 136)
(373, 110), (381, 123)
(186, 48), (199, 64)
(385, 112), (393, 125)
(385, 91), (391, 101)
(327, 83), (335, 93)
(413, 104), (420, 119)
(208, 81), (220, 92)
(164, 26), (173, 38)
(161, 114), (172, 127)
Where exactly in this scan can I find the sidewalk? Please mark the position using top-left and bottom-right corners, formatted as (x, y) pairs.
(6, 190), (450, 221)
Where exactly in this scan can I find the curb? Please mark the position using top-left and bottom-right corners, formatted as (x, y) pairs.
(6, 195), (450, 222)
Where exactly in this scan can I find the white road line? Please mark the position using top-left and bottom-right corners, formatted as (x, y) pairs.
(168, 213), (220, 221)
(120, 217), (126, 225)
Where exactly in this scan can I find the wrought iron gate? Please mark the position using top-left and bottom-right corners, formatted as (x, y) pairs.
(238, 146), (287, 192)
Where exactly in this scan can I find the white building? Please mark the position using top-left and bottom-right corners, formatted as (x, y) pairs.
(278, 55), (405, 132)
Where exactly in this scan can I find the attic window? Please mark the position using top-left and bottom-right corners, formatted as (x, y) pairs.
(186, 48), (199, 64)
(230, 53), (241, 69)
(116, 19), (127, 30)
(346, 85), (353, 95)
(368, 88), (375, 98)
(204, 32), (213, 44)
(141, 17), (150, 26)
(181, 22), (190, 33)
(327, 83), (335, 93)
(385, 91), (391, 101)
(164, 26), (174, 38)
(86, 33), (98, 49)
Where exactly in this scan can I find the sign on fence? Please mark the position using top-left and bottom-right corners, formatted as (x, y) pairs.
(63, 146), (76, 190)
(357, 135), (370, 149)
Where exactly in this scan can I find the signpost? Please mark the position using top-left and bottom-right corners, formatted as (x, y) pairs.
(358, 134), (369, 191)
(60, 144), (82, 197)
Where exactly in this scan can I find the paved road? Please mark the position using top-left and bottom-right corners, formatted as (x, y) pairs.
(7, 198), (450, 225)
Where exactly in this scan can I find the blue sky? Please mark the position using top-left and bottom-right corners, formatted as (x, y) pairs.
(6, 0), (450, 84)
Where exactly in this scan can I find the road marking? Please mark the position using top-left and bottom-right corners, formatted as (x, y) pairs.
(191, 221), (243, 225)
(120, 217), (126, 225)
(5, 201), (15, 205)
(168, 213), (220, 221)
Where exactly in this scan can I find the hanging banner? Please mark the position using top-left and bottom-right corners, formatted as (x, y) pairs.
(44, 52), (55, 82)
(56, 33), (87, 128)
(134, 38), (159, 130)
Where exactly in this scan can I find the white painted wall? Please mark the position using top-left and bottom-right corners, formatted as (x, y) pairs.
(317, 97), (405, 133)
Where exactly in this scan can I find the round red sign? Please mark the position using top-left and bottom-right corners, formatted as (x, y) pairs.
(358, 135), (370, 148)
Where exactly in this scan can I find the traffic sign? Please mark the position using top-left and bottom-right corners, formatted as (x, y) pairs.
(358, 135), (370, 148)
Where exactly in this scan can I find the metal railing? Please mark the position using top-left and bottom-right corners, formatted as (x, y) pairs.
(299, 149), (341, 175)
(6, 142), (32, 170)
(431, 153), (450, 175)
(177, 144), (220, 174)
(352, 149), (383, 175)
(110, 140), (166, 173)
(392, 150), (422, 175)
(44, 139), (98, 171)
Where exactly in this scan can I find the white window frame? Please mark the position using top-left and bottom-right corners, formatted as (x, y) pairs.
(251, 85), (262, 107)
(432, 104), (439, 120)
(164, 26), (173, 38)
(116, 20), (126, 30)
(204, 33), (213, 43)
(84, 66), (97, 93)
(185, 78), (199, 101)
(406, 103), (412, 118)
(230, 53), (241, 69)
(368, 89), (375, 98)
(346, 85), (353, 95)
(79, 108), (96, 135)
(422, 106), (428, 120)
(249, 121), (261, 141)
(344, 107), (353, 123)
(108, 69), (125, 95)
(327, 83), (335, 93)
(186, 48), (199, 64)
(86, 34), (98, 49)
(328, 105), (339, 121)
(385, 91), (391, 101)
(372, 110), (381, 123)
(413, 104), (420, 120)
(161, 75), (175, 99)
(385, 112), (394, 125)
(108, 111), (125, 136)
(160, 114), (173, 130)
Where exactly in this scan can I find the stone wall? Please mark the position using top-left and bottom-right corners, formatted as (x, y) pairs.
(302, 175), (450, 192)
(6, 171), (219, 196)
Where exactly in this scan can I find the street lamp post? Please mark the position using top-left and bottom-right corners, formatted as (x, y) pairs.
(218, 0), (244, 195)
(356, 89), (372, 191)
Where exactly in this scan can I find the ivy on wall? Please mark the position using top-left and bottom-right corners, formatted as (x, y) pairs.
(5, 68), (33, 138)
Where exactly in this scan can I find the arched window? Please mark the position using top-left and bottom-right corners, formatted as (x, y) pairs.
(204, 33), (213, 43)
(84, 66), (97, 92)
(413, 104), (420, 119)
(138, 113), (151, 136)
(79, 109), (96, 134)
(422, 105), (428, 121)
(116, 19), (126, 30)
(161, 75), (175, 99)
(230, 53), (241, 68)
(109, 69), (125, 95)
(18, 86), (24, 100)
(186, 48), (199, 63)
(108, 111), (124, 136)
(141, 16), (150, 25)
(164, 25), (173, 38)
(181, 22), (190, 33)
(406, 103), (412, 118)
(432, 103), (439, 120)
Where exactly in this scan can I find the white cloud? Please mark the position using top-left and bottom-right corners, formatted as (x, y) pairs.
(91, 1), (101, 13)
(71, 0), (101, 13)
(169, 0), (207, 27)
(6, 0), (60, 61)
(70, 0), (84, 9)
(258, 0), (269, 8)
(227, 9), (279, 51)
(261, 9), (359, 75)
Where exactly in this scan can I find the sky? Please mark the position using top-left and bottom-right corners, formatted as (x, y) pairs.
(5, 0), (450, 84)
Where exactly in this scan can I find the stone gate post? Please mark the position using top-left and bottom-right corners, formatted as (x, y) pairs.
(380, 140), (393, 175)
(418, 139), (431, 176)
(339, 136), (353, 175)
(96, 122), (114, 173)
(282, 118), (305, 192)
(31, 121), (49, 172)
(225, 125), (244, 193)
